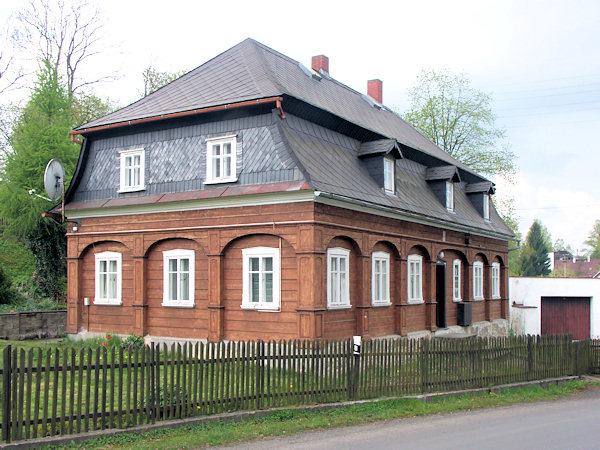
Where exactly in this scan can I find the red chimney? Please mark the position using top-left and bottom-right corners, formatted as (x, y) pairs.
(311, 55), (329, 74)
(367, 79), (383, 103)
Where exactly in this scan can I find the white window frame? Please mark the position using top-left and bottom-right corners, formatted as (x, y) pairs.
(446, 181), (454, 212)
(491, 262), (501, 299)
(327, 248), (351, 309)
(473, 261), (484, 300)
(383, 157), (395, 194)
(94, 251), (122, 305)
(371, 251), (391, 306)
(162, 249), (195, 308)
(205, 135), (237, 184)
(242, 247), (281, 311)
(452, 259), (461, 302)
(119, 148), (145, 192)
(407, 254), (423, 304)
(483, 194), (490, 220)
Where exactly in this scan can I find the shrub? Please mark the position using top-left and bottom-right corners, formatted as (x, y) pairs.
(0, 265), (20, 305)
(122, 334), (145, 352)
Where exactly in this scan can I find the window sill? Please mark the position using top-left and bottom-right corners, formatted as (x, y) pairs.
(327, 304), (352, 310)
(407, 299), (424, 305)
(241, 304), (280, 312)
(372, 301), (392, 307)
(93, 299), (122, 306)
(473, 297), (484, 301)
(203, 178), (238, 185)
(161, 302), (195, 308)
(118, 186), (145, 193)
(452, 298), (462, 303)
(492, 295), (501, 300)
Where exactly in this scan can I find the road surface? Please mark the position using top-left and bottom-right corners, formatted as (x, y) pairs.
(221, 386), (600, 449)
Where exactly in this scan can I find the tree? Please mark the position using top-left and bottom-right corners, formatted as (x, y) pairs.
(553, 238), (573, 253)
(584, 220), (600, 259)
(0, 63), (78, 240)
(520, 220), (552, 276)
(14, 0), (110, 99)
(141, 65), (186, 97)
(403, 69), (516, 179)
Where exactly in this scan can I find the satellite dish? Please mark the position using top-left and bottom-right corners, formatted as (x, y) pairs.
(44, 159), (65, 202)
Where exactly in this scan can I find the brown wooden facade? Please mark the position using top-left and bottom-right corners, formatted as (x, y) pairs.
(66, 200), (509, 342)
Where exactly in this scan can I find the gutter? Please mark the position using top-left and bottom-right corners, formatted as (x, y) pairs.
(70, 96), (285, 138)
(314, 191), (515, 242)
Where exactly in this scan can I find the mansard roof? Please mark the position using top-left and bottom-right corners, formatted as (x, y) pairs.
(77, 38), (472, 174)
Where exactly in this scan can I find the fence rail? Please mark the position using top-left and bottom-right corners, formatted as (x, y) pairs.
(0, 334), (596, 443)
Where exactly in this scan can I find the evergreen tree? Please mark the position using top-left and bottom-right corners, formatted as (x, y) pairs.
(0, 62), (79, 240)
(521, 220), (552, 276)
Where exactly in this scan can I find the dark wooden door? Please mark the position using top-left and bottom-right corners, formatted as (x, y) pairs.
(541, 297), (590, 340)
(436, 263), (446, 329)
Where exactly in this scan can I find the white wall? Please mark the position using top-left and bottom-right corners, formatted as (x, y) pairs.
(509, 277), (600, 338)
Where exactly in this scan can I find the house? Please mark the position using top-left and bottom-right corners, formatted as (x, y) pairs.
(62, 39), (513, 342)
(549, 251), (600, 278)
(510, 277), (600, 339)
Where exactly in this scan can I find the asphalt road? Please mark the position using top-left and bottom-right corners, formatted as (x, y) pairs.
(221, 387), (600, 450)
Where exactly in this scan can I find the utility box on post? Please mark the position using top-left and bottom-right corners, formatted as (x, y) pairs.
(457, 302), (472, 326)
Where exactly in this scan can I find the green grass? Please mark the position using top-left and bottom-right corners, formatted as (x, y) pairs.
(50, 380), (593, 449)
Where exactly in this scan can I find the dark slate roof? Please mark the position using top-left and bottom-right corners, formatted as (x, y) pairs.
(280, 115), (513, 237)
(357, 139), (402, 158)
(77, 38), (475, 176)
(425, 166), (461, 182)
(466, 182), (495, 194)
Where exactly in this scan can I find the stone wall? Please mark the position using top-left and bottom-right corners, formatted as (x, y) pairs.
(0, 310), (67, 340)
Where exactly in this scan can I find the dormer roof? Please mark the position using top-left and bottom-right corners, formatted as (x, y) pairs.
(357, 139), (402, 158)
(425, 166), (461, 183)
(466, 182), (495, 195)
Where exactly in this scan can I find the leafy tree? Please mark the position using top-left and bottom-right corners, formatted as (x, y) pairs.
(553, 238), (573, 253)
(0, 62), (78, 240)
(584, 220), (600, 259)
(141, 65), (186, 97)
(403, 69), (516, 179)
(520, 220), (552, 276)
(28, 219), (66, 300)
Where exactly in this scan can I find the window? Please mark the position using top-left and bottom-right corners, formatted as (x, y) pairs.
(242, 247), (280, 311)
(407, 254), (423, 303)
(446, 181), (454, 212)
(205, 135), (237, 183)
(452, 259), (461, 302)
(94, 252), (122, 305)
(491, 262), (500, 298)
(483, 194), (490, 220)
(372, 252), (391, 305)
(327, 248), (350, 308)
(384, 157), (395, 194)
(119, 148), (145, 192)
(162, 249), (195, 307)
(473, 261), (484, 300)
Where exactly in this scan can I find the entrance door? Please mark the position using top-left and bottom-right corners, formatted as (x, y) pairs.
(436, 262), (446, 329)
(541, 297), (590, 340)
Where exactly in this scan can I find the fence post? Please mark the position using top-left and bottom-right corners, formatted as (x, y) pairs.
(257, 340), (264, 410)
(420, 339), (428, 394)
(527, 335), (533, 381)
(2, 345), (11, 443)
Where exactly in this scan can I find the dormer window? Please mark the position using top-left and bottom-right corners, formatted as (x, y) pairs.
(119, 148), (145, 192)
(205, 135), (237, 184)
(483, 194), (490, 220)
(384, 157), (395, 194)
(446, 181), (454, 212)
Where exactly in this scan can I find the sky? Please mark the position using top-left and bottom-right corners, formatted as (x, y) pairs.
(1, 0), (599, 252)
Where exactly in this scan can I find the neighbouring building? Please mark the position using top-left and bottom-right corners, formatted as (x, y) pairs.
(510, 276), (600, 339)
(61, 39), (513, 342)
(549, 251), (600, 278)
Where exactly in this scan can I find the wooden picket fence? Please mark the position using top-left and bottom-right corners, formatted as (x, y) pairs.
(0, 334), (595, 443)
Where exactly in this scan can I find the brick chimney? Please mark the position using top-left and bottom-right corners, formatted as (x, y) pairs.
(367, 79), (383, 103)
(311, 55), (329, 75)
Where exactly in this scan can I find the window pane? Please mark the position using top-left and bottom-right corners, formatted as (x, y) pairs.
(169, 259), (177, 272)
(340, 257), (346, 273)
(180, 258), (189, 273)
(212, 144), (221, 156)
(133, 155), (140, 166)
(126, 168), (132, 187)
(264, 273), (273, 302)
(250, 257), (259, 272)
(331, 257), (337, 272)
(108, 274), (117, 299)
(223, 143), (231, 154)
(108, 260), (116, 273)
(99, 273), (106, 298)
(263, 257), (273, 272)
(169, 273), (177, 300)
(224, 156), (231, 177)
(213, 157), (220, 178)
(133, 167), (140, 186)
(250, 273), (259, 302)
(340, 272), (346, 302)
(100, 260), (107, 273)
(180, 272), (189, 300)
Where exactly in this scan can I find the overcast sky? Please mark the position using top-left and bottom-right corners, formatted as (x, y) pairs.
(1, 0), (599, 252)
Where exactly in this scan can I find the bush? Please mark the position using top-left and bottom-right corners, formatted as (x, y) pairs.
(0, 265), (20, 305)
(0, 239), (35, 282)
(123, 334), (145, 352)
